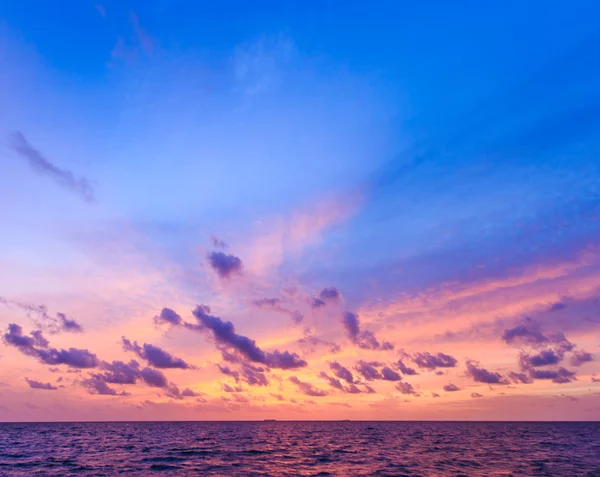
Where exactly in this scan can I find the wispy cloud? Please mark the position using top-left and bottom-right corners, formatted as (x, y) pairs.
(8, 132), (95, 202)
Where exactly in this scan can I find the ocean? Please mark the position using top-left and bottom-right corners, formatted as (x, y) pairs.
(0, 421), (599, 476)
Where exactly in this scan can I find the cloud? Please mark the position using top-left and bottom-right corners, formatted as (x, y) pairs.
(519, 349), (564, 368)
(252, 297), (304, 324)
(288, 376), (328, 397)
(122, 337), (192, 369)
(570, 350), (594, 366)
(354, 360), (382, 381)
(394, 359), (417, 376)
(210, 235), (228, 249)
(502, 318), (574, 352)
(81, 377), (129, 396)
(507, 371), (533, 384)
(319, 372), (344, 391)
(25, 378), (58, 391)
(191, 305), (306, 369)
(471, 393), (484, 399)
(319, 287), (341, 302)
(96, 360), (141, 384)
(395, 382), (417, 395)
(217, 363), (269, 387)
(443, 383), (461, 392)
(528, 367), (576, 384)
(207, 252), (242, 278)
(431, 392), (440, 398)
(56, 313), (83, 333)
(412, 351), (458, 370)
(465, 360), (509, 385)
(165, 385), (202, 400)
(328, 362), (354, 383)
(154, 308), (183, 326)
(3, 323), (98, 368)
(0, 298), (84, 334)
(222, 383), (243, 393)
(297, 335), (340, 354)
(8, 132), (95, 202)
(340, 312), (394, 350)
(381, 367), (402, 382)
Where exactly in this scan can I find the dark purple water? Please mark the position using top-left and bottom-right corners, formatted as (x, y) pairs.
(0, 421), (599, 476)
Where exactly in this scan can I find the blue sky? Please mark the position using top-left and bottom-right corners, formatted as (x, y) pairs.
(1, 1), (599, 420)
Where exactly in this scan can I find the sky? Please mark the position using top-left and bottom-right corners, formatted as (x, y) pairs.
(1, 1), (599, 421)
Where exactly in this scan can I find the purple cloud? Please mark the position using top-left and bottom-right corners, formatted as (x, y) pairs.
(319, 372), (344, 390)
(354, 360), (382, 381)
(122, 337), (192, 369)
(8, 132), (95, 202)
(82, 377), (129, 396)
(394, 359), (417, 375)
(328, 362), (354, 383)
(412, 351), (458, 370)
(570, 350), (594, 366)
(191, 305), (306, 369)
(319, 287), (340, 302)
(507, 371), (533, 384)
(210, 235), (228, 249)
(443, 383), (460, 392)
(529, 367), (576, 384)
(471, 392), (484, 398)
(381, 367), (402, 382)
(465, 360), (509, 385)
(207, 252), (242, 278)
(519, 349), (564, 368)
(25, 378), (58, 391)
(3, 323), (98, 368)
(395, 382), (417, 395)
(56, 313), (83, 333)
(154, 308), (183, 326)
(289, 376), (328, 397)
(340, 312), (394, 350)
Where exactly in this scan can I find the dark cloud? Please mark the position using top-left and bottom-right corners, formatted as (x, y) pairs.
(328, 362), (354, 383)
(96, 360), (141, 385)
(25, 378), (58, 391)
(465, 360), (509, 385)
(364, 385), (376, 394)
(528, 367), (576, 384)
(431, 392), (440, 398)
(319, 287), (340, 302)
(570, 350), (594, 366)
(381, 367), (402, 382)
(3, 323), (98, 368)
(340, 312), (394, 350)
(288, 376), (328, 397)
(412, 351), (458, 370)
(471, 392), (484, 399)
(154, 308), (183, 326)
(354, 360), (382, 381)
(122, 337), (192, 369)
(519, 349), (564, 368)
(8, 132), (95, 202)
(191, 305), (306, 369)
(507, 371), (533, 384)
(140, 367), (169, 388)
(345, 384), (362, 394)
(81, 377), (129, 396)
(395, 382), (417, 395)
(394, 359), (417, 375)
(319, 372), (344, 390)
(207, 252), (242, 278)
(311, 298), (326, 309)
(443, 383), (460, 392)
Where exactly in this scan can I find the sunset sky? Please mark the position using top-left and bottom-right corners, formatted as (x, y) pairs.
(1, 1), (599, 421)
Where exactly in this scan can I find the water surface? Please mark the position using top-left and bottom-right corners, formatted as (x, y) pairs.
(1, 421), (599, 476)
